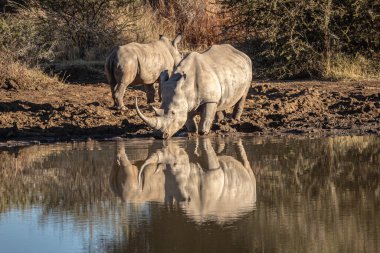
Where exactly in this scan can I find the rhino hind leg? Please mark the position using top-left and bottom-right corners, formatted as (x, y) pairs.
(185, 112), (197, 133)
(215, 111), (225, 122)
(113, 69), (134, 110)
(113, 82), (128, 111)
(145, 84), (156, 104)
(112, 61), (138, 110)
(232, 87), (249, 121)
(199, 103), (217, 135)
(234, 139), (251, 170)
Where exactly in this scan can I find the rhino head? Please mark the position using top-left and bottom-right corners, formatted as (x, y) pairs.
(136, 71), (189, 139)
(139, 144), (192, 203)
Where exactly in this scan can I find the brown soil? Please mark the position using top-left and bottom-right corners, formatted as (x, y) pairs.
(0, 80), (379, 143)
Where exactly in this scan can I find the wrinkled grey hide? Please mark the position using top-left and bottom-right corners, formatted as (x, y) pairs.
(105, 34), (182, 110)
(110, 138), (256, 223)
(136, 44), (252, 138)
(110, 142), (165, 203)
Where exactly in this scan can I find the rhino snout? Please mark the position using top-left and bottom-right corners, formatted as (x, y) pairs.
(152, 130), (171, 139)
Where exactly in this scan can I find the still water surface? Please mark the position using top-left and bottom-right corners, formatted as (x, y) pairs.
(0, 136), (379, 253)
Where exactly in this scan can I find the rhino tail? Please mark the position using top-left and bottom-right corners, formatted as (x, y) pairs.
(105, 48), (118, 87)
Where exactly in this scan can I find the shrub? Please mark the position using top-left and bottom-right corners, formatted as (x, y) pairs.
(219, 0), (380, 79)
(327, 54), (380, 81)
(25, 0), (138, 60)
(0, 52), (62, 90)
(1, 0), (378, 80)
(0, 11), (55, 64)
(139, 0), (223, 50)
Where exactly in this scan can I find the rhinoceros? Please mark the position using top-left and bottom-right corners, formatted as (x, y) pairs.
(105, 34), (182, 110)
(135, 44), (252, 138)
(110, 138), (256, 223)
(110, 143), (165, 203)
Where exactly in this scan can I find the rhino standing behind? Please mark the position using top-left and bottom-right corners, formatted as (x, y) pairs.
(105, 34), (182, 110)
(136, 44), (252, 138)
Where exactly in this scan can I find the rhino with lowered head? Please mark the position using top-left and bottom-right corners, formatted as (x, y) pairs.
(135, 44), (252, 138)
(105, 34), (182, 110)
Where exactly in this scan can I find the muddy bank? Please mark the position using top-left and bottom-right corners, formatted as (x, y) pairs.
(0, 80), (379, 143)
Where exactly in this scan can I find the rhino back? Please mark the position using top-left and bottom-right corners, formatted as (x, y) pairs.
(117, 41), (175, 84)
(183, 156), (256, 221)
(176, 45), (252, 111)
(204, 45), (252, 110)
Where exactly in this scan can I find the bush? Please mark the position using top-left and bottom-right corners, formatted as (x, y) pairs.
(0, 0), (378, 80)
(140, 0), (223, 49)
(0, 52), (62, 90)
(0, 11), (55, 64)
(1, 0), (223, 60)
(0, 0), (139, 62)
(26, 0), (138, 60)
(219, 0), (380, 79)
(327, 54), (380, 81)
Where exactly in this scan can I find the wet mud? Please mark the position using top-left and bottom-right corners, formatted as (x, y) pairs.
(0, 80), (379, 144)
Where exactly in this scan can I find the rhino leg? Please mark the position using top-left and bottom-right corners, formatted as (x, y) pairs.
(234, 139), (251, 170)
(198, 138), (220, 170)
(199, 103), (217, 135)
(113, 82), (128, 110)
(158, 83), (162, 102)
(215, 111), (225, 122)
(232, 87), (249, 121)
(185, 112), (197, 133)
(215, 137), (226, 154)
(145, 84), (155, 104)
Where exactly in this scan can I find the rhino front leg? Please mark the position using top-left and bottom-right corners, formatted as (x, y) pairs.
(199, 103), (217, 135)
(232, 87), (249, 121)
(158, 83), (162, 102)
(144, 84), (155, 104)
(185, 112), (197, 133)
(198, 138), (220, 170)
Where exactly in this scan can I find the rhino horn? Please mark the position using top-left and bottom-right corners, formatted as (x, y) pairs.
(135, 98), (162, 130)
(138, 153), (160, 187)
(152, 106), (164, 116)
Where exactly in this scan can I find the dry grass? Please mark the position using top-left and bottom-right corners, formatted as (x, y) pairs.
(122, 2), (223, 52)
(0, 52), (63, 90)
(126, 6), (177, 44)
(1, 1), (379, 81)
(325, 54), (380, 81)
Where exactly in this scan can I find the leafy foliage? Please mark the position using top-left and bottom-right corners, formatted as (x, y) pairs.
(0, 0), (379, 79)
(27, 0), (137, 60)
(219, 0), (380, 78)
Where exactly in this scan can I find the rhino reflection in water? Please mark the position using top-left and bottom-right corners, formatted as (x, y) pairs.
(110, 138), (256, 222)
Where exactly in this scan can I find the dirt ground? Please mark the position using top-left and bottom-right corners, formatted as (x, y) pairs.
(0, 80), (379, 143)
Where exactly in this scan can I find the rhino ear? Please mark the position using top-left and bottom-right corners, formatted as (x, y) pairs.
(160, 70), (169, 85)
(177, 73), (186, 89)
(152, 106), (164, 116)
(154, 164), (165, 174)
(172, 33), (182, 48)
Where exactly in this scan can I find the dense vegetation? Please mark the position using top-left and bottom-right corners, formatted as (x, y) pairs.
(0, 0), (379, 82)
(221, 0), (380, 78)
